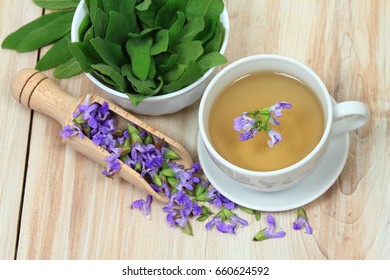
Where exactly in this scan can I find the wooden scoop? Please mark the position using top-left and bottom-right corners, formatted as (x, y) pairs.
(12, 69), (194, 203)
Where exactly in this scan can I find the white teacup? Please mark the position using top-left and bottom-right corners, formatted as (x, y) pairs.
(198, 54), (370, 191)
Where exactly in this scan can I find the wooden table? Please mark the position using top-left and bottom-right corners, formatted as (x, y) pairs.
(1, 0), (389, 260)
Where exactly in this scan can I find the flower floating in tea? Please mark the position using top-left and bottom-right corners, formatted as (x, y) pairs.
(233, 102), (292, 147)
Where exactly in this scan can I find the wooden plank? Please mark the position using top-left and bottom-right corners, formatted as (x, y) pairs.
(0, 0), (42, 259)
(12, 0), (390, 259)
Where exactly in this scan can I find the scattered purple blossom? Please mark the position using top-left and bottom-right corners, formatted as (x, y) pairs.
(233, 101), (292, 147)
(292, 208), (313, 234)
(205, 207), (248, 234)
(207, 188), (235, 210)
(131, 195), (153, 220)
(253, 214), (286, 241)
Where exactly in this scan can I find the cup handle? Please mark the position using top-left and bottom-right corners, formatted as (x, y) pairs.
(331, 101), (370, 136)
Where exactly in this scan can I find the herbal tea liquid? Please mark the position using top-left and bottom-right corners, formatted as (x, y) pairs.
(208, 72), (324, 171)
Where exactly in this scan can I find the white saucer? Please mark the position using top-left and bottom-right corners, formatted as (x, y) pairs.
(197, 133), (349, 211)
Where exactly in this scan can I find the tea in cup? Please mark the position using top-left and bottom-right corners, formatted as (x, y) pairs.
(198, 54), (369, 191)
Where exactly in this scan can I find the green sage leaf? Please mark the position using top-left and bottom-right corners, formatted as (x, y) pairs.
(126, 36), (153, 81)
(36, 35), (72, 71)
(2, 11), (73, 52)
(197, 16), (219, 44)
(136, 0), (166, 28)
(171, 40), (203, 65)
(162, 61), (203, 93)
(102, 0), (119, 13)
(135, 0), (152, 11)
(197, 51), (227, 72)
(87, 0), (103, 16)
(155, 0), (187, 28)
(91, 8), (108, 38)
(53, 57), (82, 78)
(68, 41), (102, 72)
(162, 64), (186, 84)
(82, 27), (94, 42)
(179, 17), (205, 42)
(122, 65), (163, 96)
(204, 21), (225, 53)
(90, 37), (127, 71)
(155, 53), (178, 73)
(124, 92), (149, 107)
(78, 14), (92, 41)
(105, 11), (130, 45)
(151, 29), (169, 56)
(33, 0), (79, 10)
(168, 11), (186, 45)
(91, 64), (127, 92)
(186, 0), (224, 21)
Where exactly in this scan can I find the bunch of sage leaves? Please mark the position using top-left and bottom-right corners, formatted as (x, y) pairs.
(2, 0), (227, 106)
(2, 0), (81, 78)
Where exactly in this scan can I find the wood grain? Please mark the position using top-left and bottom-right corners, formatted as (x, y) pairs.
(0, 0), (42, 259)
(0, 0), (389, 260)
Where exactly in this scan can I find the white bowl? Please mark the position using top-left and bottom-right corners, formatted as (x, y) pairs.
(71, 0), (229, 116)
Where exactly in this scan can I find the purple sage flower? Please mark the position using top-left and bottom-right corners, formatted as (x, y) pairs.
(267, 129), (282, 148)
(162, 190), (201, 229)
(292, 208), (313, 234)
(233, 102), (291, 147)
(205, 208), (248, 234)
(168, 163), (202, 191)
(102, 148), (121, 177)
(233, 112), (258, 141)
(126, 143), (164, 180)
(60, 124), (84, 139)
(230, 213), (249, 228)
(131, 195), (153, 220)
(269, 102), (292, 117)
(207, 188), (235, 210)
(151, 181), (171, 197)
(253, 214), (286, 241)
(206, 216), (236, 234)
(98, 101), (110, 121)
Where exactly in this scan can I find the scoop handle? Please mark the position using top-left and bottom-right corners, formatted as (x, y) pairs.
(12, 69), (78, 125)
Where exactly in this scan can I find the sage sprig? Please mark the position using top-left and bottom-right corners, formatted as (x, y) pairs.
(2, 0), (82, 78)
(2, 10), (74, 52)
